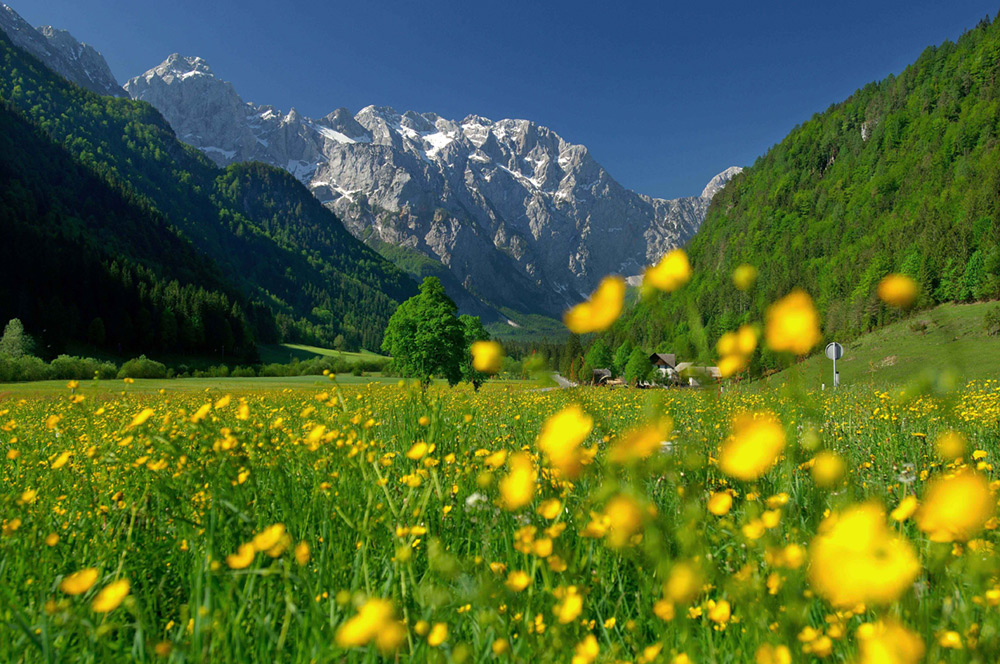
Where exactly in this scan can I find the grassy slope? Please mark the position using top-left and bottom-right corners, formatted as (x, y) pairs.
(256, 344), (388, 365)
(764, 300), (1000, 388)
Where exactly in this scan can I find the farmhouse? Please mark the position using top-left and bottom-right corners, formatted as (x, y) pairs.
(676, 362), (722, 387)
(649, 353), (678, 379)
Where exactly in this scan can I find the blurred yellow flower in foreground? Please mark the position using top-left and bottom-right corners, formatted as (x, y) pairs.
(890, 495), (918, 522)
(733, 263), (758, 291)
(855, 620), (924, 664)
(564, 276), (625, 334)
(500, 452), (536, 510)
(605, 494), (644, 548)
(877, 273), (918, 308)
(934, 430), (967, 461)
(471, 340), (504, 374)
(707, 492), (733, 516)
(916, 470), (994, 542)
(608, 419), (671, 463)
(572, 634), (599, 664)
(129, 408), (154, 428)
(226, 543), (255, 569)
(717, 324), (759, 378)
(808, 504), (919, 608)
(92, 579), (130, 613)
(718, 412), (786, 481)
(755, 644), (792, 664)
(664, 561), (702, 604)
(765, 290), (821, 355)
(335, 598), (403, 652)
(252, 523), (287, 554)
(505, 570), (531, 591)
(643, 249), (691, 292)
(810, 451), (846, 488)
(553, 586), (584, 623)
(60, 568), (99, 595)
(427, 622), (448, 646)
(537, 405), (593, 478)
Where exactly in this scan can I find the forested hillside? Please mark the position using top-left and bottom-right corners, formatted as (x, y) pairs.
(609, 15), (1000, 366)
(0, 99), (259, 359)
(0, 30), (415, 356)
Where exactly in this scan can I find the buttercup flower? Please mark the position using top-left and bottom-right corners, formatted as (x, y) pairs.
(564, 276), (625, 334)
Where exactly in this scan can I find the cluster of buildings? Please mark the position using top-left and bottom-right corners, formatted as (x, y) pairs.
(592, 353), (721, 387)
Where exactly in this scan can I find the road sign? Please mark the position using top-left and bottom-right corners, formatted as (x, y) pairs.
(825, 342), (843, 388)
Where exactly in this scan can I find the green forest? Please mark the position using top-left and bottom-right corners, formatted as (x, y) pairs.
(0, 31), (415, 359)
(607, 14), (1000, 369)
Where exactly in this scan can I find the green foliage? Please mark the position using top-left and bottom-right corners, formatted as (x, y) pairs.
(582, 339), (614, 382)
(609, 16), (1000, 370)
(624, 347), (652, 385)
(49, 355), (117, 380)
(612, 340), (634, 377)
(985, 305), (1000, 336)
(459, 314), (490, 391)
(0, 352), (117, 382)
(117, 355), (168, 379)
(0, 318), (32, 358)
(559, 334), (584, 381)
(381, 278), (465, 386)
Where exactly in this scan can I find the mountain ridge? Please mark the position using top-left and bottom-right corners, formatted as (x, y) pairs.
(125, 53), (740, 319)
(606, 13), (1000, 371)
(0, 2), (124, 97)
(0, 26), (416, 354)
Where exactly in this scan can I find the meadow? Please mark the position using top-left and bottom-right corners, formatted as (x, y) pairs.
(2, 370), (999, 663)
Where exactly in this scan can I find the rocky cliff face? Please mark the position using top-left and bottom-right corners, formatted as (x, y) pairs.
(0, 3), (124, 97)
(127, 54), (741, 317)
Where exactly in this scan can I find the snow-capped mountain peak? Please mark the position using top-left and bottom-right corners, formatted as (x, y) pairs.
(125, 53), (740, 318)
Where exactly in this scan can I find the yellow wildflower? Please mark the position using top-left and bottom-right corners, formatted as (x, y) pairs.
(916, 471), (993, 542)
(643, 248), (691, 292)
(91, 579), (130, 613)
(500, 452), (536, 510)
(808, 504), (919, 608)
(733, 263), (758, 291)
(718, 412), (786, 481)
(60, 568), (99, 595)
(471, 340), (504, 374)
(537, 405), (593, 478)
(765, 290), (821, 355)
(877, 274), (918, 308)
(563, 276), (625, 334)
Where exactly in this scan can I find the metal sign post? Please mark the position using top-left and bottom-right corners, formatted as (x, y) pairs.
(825, 342), (843, 388)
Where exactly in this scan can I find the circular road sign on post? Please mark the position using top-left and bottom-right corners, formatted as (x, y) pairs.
(825, 342), (844, 387)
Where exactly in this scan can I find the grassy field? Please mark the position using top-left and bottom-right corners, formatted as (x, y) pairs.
(2, 371), (1000, 662)
(766, 300), (1000, 389)
(257, 344), (388, 365)
(0, 373), (400, 398)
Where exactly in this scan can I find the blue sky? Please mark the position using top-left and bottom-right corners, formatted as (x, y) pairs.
(12, 0), (998, 198)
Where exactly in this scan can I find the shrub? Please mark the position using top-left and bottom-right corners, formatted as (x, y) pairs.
(11, 356), (54, 382)
(50, 355), (117, 380)
(985, 305), (1000, 336)
(117, 355), (168, 379)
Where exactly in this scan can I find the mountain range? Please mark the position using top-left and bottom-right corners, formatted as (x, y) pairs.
(0, 1), (740, 326)
(123, 53), (740, 319)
